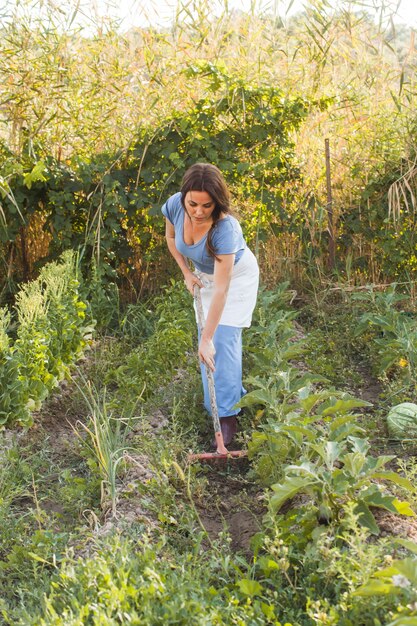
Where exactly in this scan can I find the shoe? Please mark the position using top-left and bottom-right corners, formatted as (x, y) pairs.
(221, 416), (237, 446)
(212, 415), (237, 448)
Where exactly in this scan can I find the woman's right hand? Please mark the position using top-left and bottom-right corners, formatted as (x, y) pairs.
(199, 337), (216, 372)
(184, 271), (203, 295)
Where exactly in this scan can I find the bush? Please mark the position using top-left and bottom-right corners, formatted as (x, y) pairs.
(0, 251), (94, 427)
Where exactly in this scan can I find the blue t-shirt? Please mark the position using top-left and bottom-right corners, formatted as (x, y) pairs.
(161, 192), (246, 274)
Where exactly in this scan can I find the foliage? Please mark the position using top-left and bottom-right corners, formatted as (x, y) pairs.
(301, 306), (365, 390)
(0, 68), (313, 295)
(71, 379), (143, 516)
(0, 251), (94, 427)
(0, 438), (77, 614)
(252, 505), (402, 625)
(354, 540), (417, 624)
(107, 280), (196, 408)
(0, 0), (416, 292)
(1, 276), (417, 624)
(247, 389), (369, 487)
(352, 285), (417, 382)
(241, 283), (371, 487)
(268, 435), (414, 533)
(6, 534), (292, 626)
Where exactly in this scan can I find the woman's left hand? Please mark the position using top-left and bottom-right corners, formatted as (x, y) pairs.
(199, 337), (216, 371)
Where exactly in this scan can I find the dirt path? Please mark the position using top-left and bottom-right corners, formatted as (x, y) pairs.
(354, 362), (384, 405)
(195, 461), (265, 554)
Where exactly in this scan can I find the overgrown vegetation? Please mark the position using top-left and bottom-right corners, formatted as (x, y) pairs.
(0, 272), (417, 624)
(0, 250), (93, 427)
(2, 0), (417, 623)
(1, 0), (417, 296)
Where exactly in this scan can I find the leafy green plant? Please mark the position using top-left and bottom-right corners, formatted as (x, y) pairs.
(11, 534), (286, 626)
(107, 281), (195, 411)
(268, 436), (414, 533)
(0, 251), (94, 427)
(1, 69), (313, 295)
(352, 285), (417, 381)
(250, 503), (401, 625)
(354, 539), (417, 624)
(0, 306), (30, 425)
(244, 284), (299, 358)
(247, 386), (369, 485)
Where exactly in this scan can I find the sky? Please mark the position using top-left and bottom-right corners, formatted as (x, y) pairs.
(99, 0), (417, 31)
(2, 0), (416, 33)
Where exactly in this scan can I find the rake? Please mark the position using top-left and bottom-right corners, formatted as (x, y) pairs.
(188, 285), (247, 463)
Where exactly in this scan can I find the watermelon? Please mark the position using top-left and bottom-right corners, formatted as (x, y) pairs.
(387, 402), (417, 439)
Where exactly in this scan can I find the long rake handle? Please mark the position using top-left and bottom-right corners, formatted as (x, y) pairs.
(194, 284), (228, 455)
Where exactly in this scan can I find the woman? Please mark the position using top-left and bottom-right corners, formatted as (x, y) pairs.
(161, 163), (259, 446)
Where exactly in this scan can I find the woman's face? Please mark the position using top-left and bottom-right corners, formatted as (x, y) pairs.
(184, 190), (215, 223)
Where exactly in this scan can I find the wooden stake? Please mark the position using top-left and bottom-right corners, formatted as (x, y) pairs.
(325, 138), (335, 271)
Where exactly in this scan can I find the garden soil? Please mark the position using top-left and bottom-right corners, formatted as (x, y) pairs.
(8, 338), (417, 554)
(195, 463), (265, 554)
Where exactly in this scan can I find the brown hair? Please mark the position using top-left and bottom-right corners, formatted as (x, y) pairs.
(180, 163), (232, 260)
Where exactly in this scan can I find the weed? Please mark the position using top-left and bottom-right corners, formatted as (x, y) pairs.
(14, 535), (281, 625)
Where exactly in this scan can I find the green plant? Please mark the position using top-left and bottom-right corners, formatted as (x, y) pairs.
(268, 436), (414, 533)
(354, 539), (417, 624)
(72, 379), (143, 517)
(249, 503), (401, 625)
(0, 307), (29, 425)
(352, 285), (417, 382)
(106, 281), (196, 412)
(0, 251), (94, 427)
(10, 534), (287, 626)
(247, 387), (369, 486)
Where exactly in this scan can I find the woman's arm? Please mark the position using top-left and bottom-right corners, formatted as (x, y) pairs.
(165, 219), (203, 294)
(199, 253), (235, 371)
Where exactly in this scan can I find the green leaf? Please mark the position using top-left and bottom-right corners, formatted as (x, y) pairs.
(325, 440), (343, 467)
(309, 440), (343, 467)
(293, 373), (330, 388)
(281, 423), (316, 442)
(257, 556), (280, 574)
(348, 437), (371, 454)
(395, 538), (417, 554)
(353, 580), (397, 596)
(236, 388), (277, 408)
(392, 499), (416, 517)
(23, 161), (47, 189)
(354, 501), (380, 535)
(332, 471), (350, 494)
(361, 487), (398, 513)
(236, 579), (263, 597)
(28, 552), (50, 564)
(269, 475), (316, 512)
(321, 397), (372, 416)
(260, 602), (276, 620)
(342, 452), (366, 477)
(373, 471), (414, 491)
(300, 393), (328, 413)
(394, 558), (417, 585)
(297, 385), (311, 400)
(328, 414), (366, 440)
(373, 565), (403, 579)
